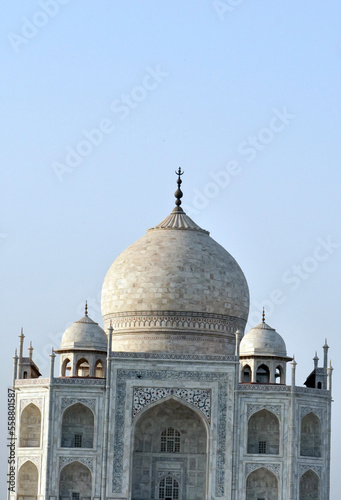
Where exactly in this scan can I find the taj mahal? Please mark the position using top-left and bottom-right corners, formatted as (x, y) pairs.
(10, 170), (332, 499)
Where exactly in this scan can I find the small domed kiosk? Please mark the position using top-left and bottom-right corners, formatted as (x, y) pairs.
(55, 303), (107, 378)
(239, 310), (292, 384)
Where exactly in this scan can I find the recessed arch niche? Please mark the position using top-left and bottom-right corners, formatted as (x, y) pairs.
(18, 460), (38, 499)
(131, 398), (207, 500)
(299, 469), (320, 500)
(246, 467), (278, 500)
(59, 461), (92, 499)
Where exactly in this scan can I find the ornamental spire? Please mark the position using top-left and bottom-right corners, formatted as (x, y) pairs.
(174, 167), (184, 211)
(262, 307), (265, 323)
(85, 301), (88, 317)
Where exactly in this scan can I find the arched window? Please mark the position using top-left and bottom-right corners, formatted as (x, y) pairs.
(76, 358), (90, 377)
(246, 467), (278, 500)
(299, 469), (320, 500)
(20, 404), (41, 447)
(59, 461), (92, 499)
(95, 360), (104, 378)
(242, 365), (251, 383)
(317, 382), (322, 389)
(23, 371), (28, 379)
(62, 358), (71, 377)
(300, 413), (321, 457)
(161, 427), (180, 453)
(248, 409), (279, 455)
(18, 460), (38, 499)
(159, 476), (179, 499)
(61, 403), (94, 448)
(256, 364), (270, 383)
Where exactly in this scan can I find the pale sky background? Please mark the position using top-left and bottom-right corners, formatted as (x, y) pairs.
(1, 1), (341, 497)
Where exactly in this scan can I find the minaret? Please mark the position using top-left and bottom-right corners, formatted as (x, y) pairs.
(28, 341), (33, 361)
(323, 339), (329, 389)
(17, 328), (25, 378)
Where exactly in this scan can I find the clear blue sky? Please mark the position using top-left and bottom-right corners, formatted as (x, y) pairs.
(1, 1), (341, 496)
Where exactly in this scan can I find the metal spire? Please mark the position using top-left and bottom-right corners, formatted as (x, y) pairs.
(85, 301), (88, 317)
(174, 167), (184, 211)
(262, 307), (265, 323)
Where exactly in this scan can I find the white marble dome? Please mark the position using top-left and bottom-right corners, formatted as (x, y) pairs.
(240, 321), (287, 358)
(60, 314), (107, 352)
(101, 207), (250, 355)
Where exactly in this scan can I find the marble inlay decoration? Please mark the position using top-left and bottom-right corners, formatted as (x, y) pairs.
(247, 404), (281, 420)
(20, 398), (43, 412)
(245, 462), (281, 478)
(59, 456), (94, 472)
(299, 464), (322, 478)
(300, 406), (323, 420)
(18, 456), (40, 469)
(133, 387), (211, 421)
(61, 397), (96, 412)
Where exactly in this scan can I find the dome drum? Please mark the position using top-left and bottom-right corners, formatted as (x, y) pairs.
(101, 208), (250, 356)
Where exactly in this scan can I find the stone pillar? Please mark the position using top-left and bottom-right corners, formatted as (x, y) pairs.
(12, 350), (18, 387)
(288, 356), (297, 500)
(101, 324), (113, 499)
(251, 359), (257, 383)
(45, 349), (55, 498)
(269, 361), (275, 384)
(327, 361), (333, 394)
(235, 330), (241, 384)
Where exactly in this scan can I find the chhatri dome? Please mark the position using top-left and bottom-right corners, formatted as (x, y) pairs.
(101, 169), (249, 355)
(59, 302), (107, 352)
(239, 314), (288, 358)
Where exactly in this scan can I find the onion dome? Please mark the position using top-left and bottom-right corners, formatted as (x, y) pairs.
(101, 170), (249, 356)
(240, 319), (288, 358)
(59, 303), (107, 352)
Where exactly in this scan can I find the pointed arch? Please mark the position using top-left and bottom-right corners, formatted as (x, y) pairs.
(158, 475), (180, 499)
(256, 364), (270, 383)
(299, 469), (320, 499)
(61, 403), (94, 448)
(76, 358), (90, 377)
(20, 403), (41, 447)
(59, 461), (92, 499)
(95, 359), (104, 378)
(300, 412), (322, 457)
(18, 460), (38, 498)
(242, 364), (252, 383)
(62, 358), (71, 377)
(131, 398), (207, 500)
(246, 467), (278, 500)
(248, 409), (279, 455)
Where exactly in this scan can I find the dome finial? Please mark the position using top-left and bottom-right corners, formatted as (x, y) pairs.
(85, 301), (88, 317)
(174, 167), (184, 210)
(262, 307), (265, 323)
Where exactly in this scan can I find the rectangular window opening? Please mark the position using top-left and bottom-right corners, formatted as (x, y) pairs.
(74, 434), (82, 448)
(258, 440), (267, 454)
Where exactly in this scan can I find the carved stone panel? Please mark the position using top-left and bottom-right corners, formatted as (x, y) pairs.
(247, 404), (281, 420)
(245, 462), (281, 478)
(61, 397), (96, 413)
(133, 387), (211, 421)
(20, 398), (43, 412)
(59, 456), (94, 472)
